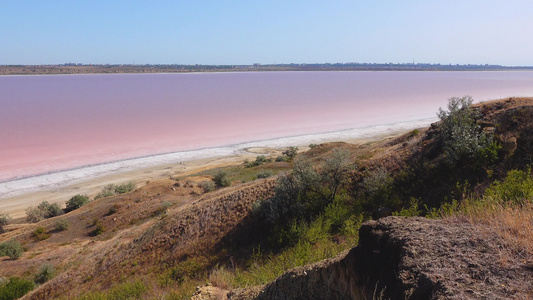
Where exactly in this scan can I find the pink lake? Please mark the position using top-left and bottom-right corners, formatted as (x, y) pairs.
(2, 71), (533, 183)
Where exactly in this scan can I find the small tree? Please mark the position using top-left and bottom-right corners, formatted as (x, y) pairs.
(65, 194), (89, 213)
(437, 96), (494, 164)
(263, 148), (354, 226)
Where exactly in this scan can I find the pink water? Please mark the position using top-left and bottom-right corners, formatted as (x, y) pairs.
(1, 71), (533, 182)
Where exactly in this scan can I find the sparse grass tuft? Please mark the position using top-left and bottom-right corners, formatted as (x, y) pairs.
(32, 226), (51, 241)
(34, 264), (56, 284)
(445, 199), (533, 256)
(90, 220), (105, 237)
(76, 280), (148, 300)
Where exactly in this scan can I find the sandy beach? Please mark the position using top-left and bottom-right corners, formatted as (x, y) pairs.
(0, 129), (414, 219)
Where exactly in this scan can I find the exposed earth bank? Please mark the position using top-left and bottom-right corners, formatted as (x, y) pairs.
(195, 216), (533, 299)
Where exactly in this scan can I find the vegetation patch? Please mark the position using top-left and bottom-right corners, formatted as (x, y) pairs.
(0, 213), (10, 233)
(32, 226), (51, 241)
(0, 239), (24, 260)
(76, 280), (148, 300)
(95, 182), (136, 200)
(244, 155), (272, 168)
(25, 201), (63, 223)
(34, 264), (56, 284)
(65, 194), (90, 213)
(192, 162), (291, 184)
(0, 277), (35, 300)
(200, 180), (216, 193)
(213, 171), (231, 188)
(89, 220), (105, 236)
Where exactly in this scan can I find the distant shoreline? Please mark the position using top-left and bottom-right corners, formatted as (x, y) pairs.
(2, 63), (533, 75)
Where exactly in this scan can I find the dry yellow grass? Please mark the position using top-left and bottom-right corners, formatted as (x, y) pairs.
(448, 201), (533, 258)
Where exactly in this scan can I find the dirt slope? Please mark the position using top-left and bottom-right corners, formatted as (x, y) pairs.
(208, 217), (532, 300)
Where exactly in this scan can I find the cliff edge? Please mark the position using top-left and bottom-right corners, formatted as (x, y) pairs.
(355, 217), (533, 299)
(197, 216), (533, 299)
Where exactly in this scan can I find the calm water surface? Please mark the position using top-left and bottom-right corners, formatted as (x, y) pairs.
(1, 71), (533, 182)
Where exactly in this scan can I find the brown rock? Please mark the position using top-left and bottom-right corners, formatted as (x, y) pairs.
(191, 285), (229, 300)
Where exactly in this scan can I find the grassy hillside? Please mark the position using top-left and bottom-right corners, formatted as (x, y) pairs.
(1, 96), (533, 299)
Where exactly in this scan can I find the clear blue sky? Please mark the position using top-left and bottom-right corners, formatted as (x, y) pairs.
(2, 1), (532, 66)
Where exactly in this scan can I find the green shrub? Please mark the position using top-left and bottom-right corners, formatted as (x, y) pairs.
(256, 170), (273, 179)
(200, 181), (216, 192)
(484, 168), (533, 205)
(360, 167), (398, 210)
(95, 182), (136, 200)
(26, 202), (63, 222)
(282, 147), (299, 160)
(54, 219), (69, 231)
(37, 201), (51, 213)
(106, 204), (120, 216)
(0, 214), (10, 233)
(90, 223), (105, 236)
(0, 277), (35, 300)
(76, 280), (148, 300)
(34, 264), (55, 284)
(255, 155), (268, 165)
(437, 96), (495, 164)
(407, 129), (419, 139)
(0, 239), (24, 260)
(245, 155), (272, 167)
(213, 171), (231, 187)
(275, 155), (288, 162)
(25, 207), (45, 223)
(95, 184), (116, 199)
(393, 198), (423, 217)
(47, 203), (63, 218)
(65, 194), (89, 212)
(261, 148), (354, 240)
(165, 256), (209, 285)
(32, 226), (50, 241)
(114, 182), (136, 194)
(323, 197), (351, 233)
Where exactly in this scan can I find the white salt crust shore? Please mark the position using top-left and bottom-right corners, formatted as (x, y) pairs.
(0, 117), (435, 201)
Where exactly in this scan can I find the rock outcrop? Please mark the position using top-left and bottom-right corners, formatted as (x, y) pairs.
(356, 217), (533, 299)
(211, 217), (533, 300)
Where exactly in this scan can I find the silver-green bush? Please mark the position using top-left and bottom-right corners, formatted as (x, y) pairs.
(437, 96), (493, 163)
(0, 239), (24, 260)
